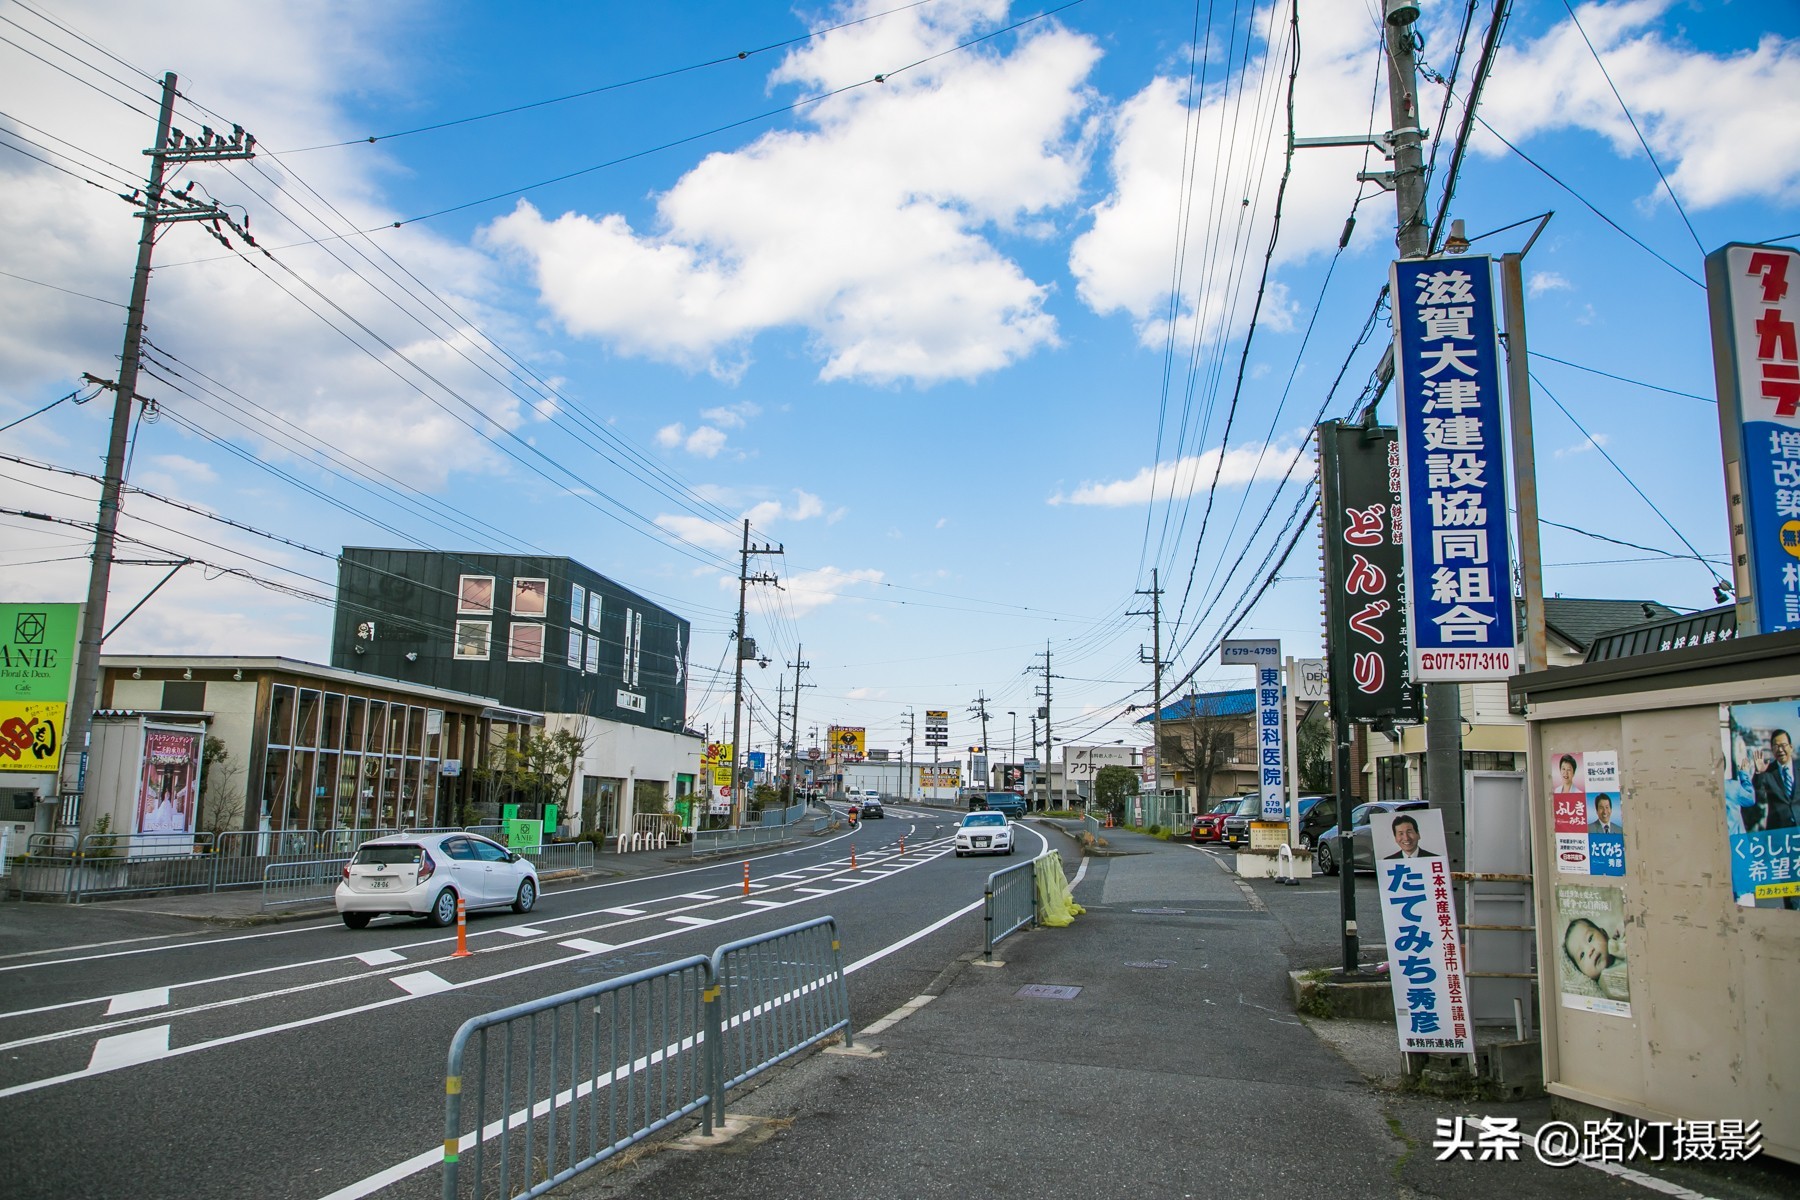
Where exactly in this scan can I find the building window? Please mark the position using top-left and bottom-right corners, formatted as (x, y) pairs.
(584, 633), (600, 674)
(511, 578), (548, 617)
(1377, 756), (1409, 802)
(1462, 751), (1518, 773)
(454, 621), (491, 660)
(508, 623), (545, 663)
(567, 629), (583, 670)
(457, 575), (495, 614)
(587, 591), (603, 630)
(268, 685), (295, 747)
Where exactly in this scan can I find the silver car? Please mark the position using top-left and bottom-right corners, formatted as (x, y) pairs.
(335, 832), (540, 929)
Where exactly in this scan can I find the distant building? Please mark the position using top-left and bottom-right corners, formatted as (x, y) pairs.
(330, 549), (700, 837)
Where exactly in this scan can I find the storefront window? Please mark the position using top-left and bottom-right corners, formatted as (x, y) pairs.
(321, 694), (344, 750)
(295, 690), (321, 749)
(268, 685), (295, 747)
(344, 697), (367, 754)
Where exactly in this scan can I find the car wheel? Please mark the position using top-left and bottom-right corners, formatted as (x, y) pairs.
(1006, 842), (1015, 856)
(341, 911), (371, 930)
(1316, 842), (1338, 876)
(512, 878), (537, 914)
(428, 887), (458, 927)
(955, 849), (965, 857)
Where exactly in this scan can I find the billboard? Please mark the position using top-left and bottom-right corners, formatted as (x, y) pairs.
(1319, 422), (1420, 724)
(1063, 745), (1134, 782)
(828, 726), (866, 761)
(1222, 639), (1284, 819)
(135, 726), (203, 835)
(0, 602), (79, 775)
(1370, 808), (1473, 1054)
(1392, 258), (1517, 681)
(1708, 244), (1800, 633)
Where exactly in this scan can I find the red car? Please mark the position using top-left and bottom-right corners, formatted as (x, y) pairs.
(1190, 799), (1238, 843)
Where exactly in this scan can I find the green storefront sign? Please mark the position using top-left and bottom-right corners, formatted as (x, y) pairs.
(0, 603), (79, 774)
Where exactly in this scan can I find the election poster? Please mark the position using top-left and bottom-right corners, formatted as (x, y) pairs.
(1549, 750), (1624, 876)
(1553, 883), (1632, 1018)
(1370, 807), (1472, 1054)
(1722, 699), (1800, 909)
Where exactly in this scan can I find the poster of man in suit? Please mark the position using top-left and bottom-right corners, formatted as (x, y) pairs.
(1550, 750), (1624, 877)
(1724, 701), (1800, 910)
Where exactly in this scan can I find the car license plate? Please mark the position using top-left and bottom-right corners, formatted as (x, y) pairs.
(367, 877), (390, 889)
(975, 837), (989, 847)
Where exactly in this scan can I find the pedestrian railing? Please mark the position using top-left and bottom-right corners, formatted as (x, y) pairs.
(1082, 812), (1101, 839)
(442, 919), (851, 1200)
(984, 857), (1038, 959)
(690, 821), (811, 857)
(520, 841), (594, 876)
(261, 857), (350, 909)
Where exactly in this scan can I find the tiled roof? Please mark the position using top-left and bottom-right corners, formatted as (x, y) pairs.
(1135, 688), (1256, 723)
(1542, 597), (1680, 652)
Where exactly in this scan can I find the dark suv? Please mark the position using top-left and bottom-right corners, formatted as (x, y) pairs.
(975, 791), (1026, 820)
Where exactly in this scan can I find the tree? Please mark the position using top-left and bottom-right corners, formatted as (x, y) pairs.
(198, 736), (246, 838)
(1296, 702), (1333, 793)
(472, 728), (587, 822)
(1158, 694), (1247, 805)
(1094, 765), (1138, 822)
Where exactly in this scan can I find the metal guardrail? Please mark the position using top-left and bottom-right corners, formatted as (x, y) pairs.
(520, 841), (595, 875)
(984, 857), (1038, 959)
(261, 858), (350, 909)
(690, 815), (823, 857)
(1082, 813), (1101, 839)
(442, 919), (851, 1200)
(711, 917), (853, 1101)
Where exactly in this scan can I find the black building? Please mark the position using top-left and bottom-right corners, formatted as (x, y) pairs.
(330, 549), (690, 732)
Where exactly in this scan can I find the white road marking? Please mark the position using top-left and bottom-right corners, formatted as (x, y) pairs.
(558, 939), (614, 953)
(794, 887), (832, 895)
(860, 994), (938, 1036)
(602, 906), (647, 916)
(391, 972), (452, 997)
(353, 949), (406, 967)
(105, 987), (169, 1016)
(679, 892), (717, 900)
(1465, 1117), (1722, 1199)
(665, 915), (714, 927)
(498, 926), (546, 938)
(88, 1024), (168, 1071)
(741, 900), (784, 909)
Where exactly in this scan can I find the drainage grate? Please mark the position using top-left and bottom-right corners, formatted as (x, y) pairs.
(1015, 984), (1082, 1000)
(1130, 907), (1187, 915)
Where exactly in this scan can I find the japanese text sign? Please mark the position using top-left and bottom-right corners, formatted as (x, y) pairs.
(1707, 244), (1800, 634)
(1722, 698), (1800, 909)
(1222, 639), (1284, 818)
(1550, 750), (1624, 877)
(1370, 808), (1473, 1054)
(1319, 421), (1420, 724)
(1392, 258), (1518, 681)
(0, 603), (78, 776)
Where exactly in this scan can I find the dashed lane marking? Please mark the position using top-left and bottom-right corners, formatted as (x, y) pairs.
(88, 1024), (169, 1071)
(391, 972), (453, 997)
(105, 987), (170, 1016)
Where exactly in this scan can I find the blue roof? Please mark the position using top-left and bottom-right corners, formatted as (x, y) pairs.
(1134, 688), (1257, 724)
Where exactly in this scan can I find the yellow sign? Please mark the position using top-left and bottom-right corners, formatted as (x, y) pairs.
(0, 700), (65, 773)
(918, 764), (961, 788)
(711, 765), (733, 786)
(701, 742), (732, 767)
(829, 726), (866, 759)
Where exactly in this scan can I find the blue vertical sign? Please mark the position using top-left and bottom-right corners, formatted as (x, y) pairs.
(1707, 244), (1800, 634)
(1221, 639), (1284, 819)
(1392, 257), (1518, 682)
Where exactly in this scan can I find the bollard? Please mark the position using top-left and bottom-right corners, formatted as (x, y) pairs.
(453, 895), (471, 957)
(743, 861), (751, 896)
(850, 844), (858, 870)
(900, 835), (906, 853)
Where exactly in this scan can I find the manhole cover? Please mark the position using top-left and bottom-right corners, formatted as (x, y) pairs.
(1130, 907), (1187, 915)
(1015, 984), (1082, 1000)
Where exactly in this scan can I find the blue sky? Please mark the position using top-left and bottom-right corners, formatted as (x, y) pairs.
(2, 0), (1797, 765)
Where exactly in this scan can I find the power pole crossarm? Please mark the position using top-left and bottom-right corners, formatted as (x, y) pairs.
(727, 519), (783, 828)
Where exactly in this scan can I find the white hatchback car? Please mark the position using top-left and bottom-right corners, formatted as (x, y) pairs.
(335, 832), (540, 929)
(954, 811), (1015, 857)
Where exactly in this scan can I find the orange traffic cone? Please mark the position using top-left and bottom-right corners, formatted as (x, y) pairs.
(452, 895), (471, 957)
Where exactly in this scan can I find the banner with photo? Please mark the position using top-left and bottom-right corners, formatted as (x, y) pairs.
(135, 727), (203, 838)
(1549, 750), (1624, 876)
(1369, 807), (1472, 1054)
(1553, 883), (1632, 1017)
(1722, 699), (1800, 909)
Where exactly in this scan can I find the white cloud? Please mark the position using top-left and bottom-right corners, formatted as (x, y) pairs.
(1050, 440), (1307, 507)
(482, 1), (1098, 385)
(1070, 5), (1375, 347)
(656, 423), (685, 447)
(771, 565), (885, 617)
(1554, 433), (1610, 458)
(1529, 271), (1573, 297)
(700, 401), (761, 429)
(657, 488), (828, 548)
(1479, 1), (1800, 209)
(685, 426), (728, 458)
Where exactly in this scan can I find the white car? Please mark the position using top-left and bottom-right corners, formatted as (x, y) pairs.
(335, 832), (540, 929)
(954, 811), (1015, 857)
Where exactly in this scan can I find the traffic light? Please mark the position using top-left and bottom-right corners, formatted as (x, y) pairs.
(969, 746), (983, 755)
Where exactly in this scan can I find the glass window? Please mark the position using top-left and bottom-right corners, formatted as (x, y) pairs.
(508, 623), (545, 662)
(295, 690), (321, 749)
(455, 621), (491, 660)
(511, 578), (548, 617)
(344, 697), (367, 754)
(263, 749), (289, 826)
(388, 704), (407, 756)
(571, 583), (586, 627)
(268, 685), (295, 747)
(407, 707), (425, 756)
(338, 755), (360, 824)
(567, 629), (583, 670)
(442, 836), (478, 861)
(583, 635), (600, 674)
(354, 843), (423, 866)
(587, 591), (603, 630)
(471, 838), (510, 862)
(457, 575), (494, 614)
(321, 694), (344, 750)
(316, 752), (339, 828)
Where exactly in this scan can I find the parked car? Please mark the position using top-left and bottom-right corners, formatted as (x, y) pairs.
(977, 791), (1027, 820)
(1296, 796), (1337, 849)
(1313, 800), (1429, 875)
(1191, 798), (1239, 843)
(954, 811), (1015, 856)
(1220, 796), (1265, 847)
(336, 832), (539, 929)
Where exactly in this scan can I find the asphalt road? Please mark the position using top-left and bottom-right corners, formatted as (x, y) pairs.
(0, 803), (1026, 1200)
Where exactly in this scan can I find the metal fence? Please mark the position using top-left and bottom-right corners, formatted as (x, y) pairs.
(984, 857), (1038, 959)
(690, 815), (826, 858)
(262, 858), (348, 909)
(442, 919), (851, 1200)
(1082, 812), (1101, 839)
(520, 841), (594, 876)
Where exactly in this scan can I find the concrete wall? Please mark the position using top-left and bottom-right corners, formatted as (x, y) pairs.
(1520, 646), (1800, 1163)
(553, 713), (699, 834)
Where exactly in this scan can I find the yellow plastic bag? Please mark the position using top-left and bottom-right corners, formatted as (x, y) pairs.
(1034, 852), (1085, 927)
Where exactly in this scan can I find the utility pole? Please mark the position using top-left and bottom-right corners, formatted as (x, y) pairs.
(785, 644), (808, 808)
(728, 519), (782, 829)
(905, 708), (916, 801)
(1379, 2), (1466, 861)
(967, 693), (991, 787)
(1131, 569), (1166, 795)
(1034, 642), (1055, 812)
(59, 73), (256, 815)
